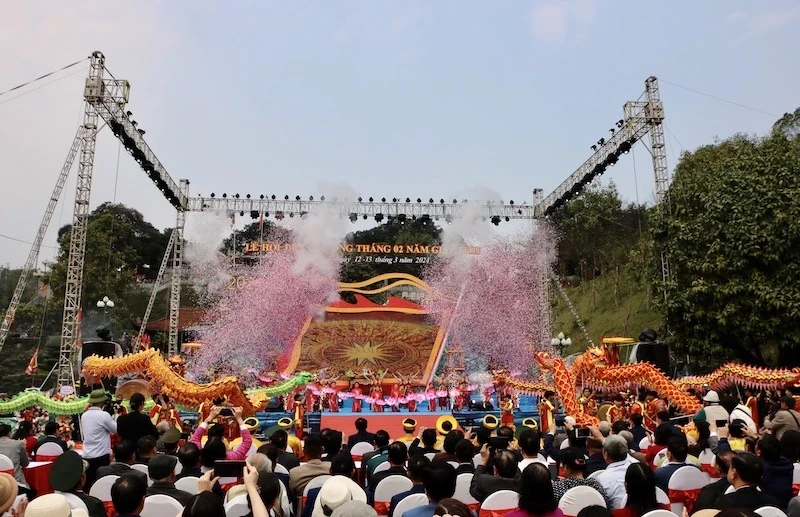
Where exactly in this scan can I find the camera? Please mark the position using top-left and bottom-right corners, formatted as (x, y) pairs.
(219, 407), (234, 417)
(574, 427), (591, 439)
(488, 437), (510, 449)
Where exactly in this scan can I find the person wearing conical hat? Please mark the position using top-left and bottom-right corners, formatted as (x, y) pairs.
(229, 417), (264, 452)
(396, 418), (417, 445)
(500, 396), (515, 430)
(538, 391), (556, 434)
(434, 415), (459, 450)
(270, 417), (303, 458)
(515, 417), (538, 440)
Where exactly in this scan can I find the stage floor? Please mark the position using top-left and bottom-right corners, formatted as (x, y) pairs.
(320, 412), (443, 438)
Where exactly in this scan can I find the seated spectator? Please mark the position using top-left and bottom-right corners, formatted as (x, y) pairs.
(653, 434), (697, 490)
(688, 421), (713, 458)
(370, 442), (408, 492)
(157, 427), (181, 456)
(270, 429), (301, 470)
(472, 427), (491, 450)
(348, 418), (376, 448)
(313, 476), (369, 517)
(433, 430), (464, 463)
(176, 443), (203, 480)
(248, 453), (273, 476)
(518, 429), (544, 470)
(34, 421), (68, 455)
(721, 451), (780, 510)
(553, 447), (611, 509)
(613, 463), (660, 517)
(644, 424), (674, 468)
(611, 421), (630, 436)
(289, 434), (330, 498)
(24, 493), (90, 517)
(628, 414), (647, 452)
(694, 450), (735, 512)
(146, 454), (193, 505)
(402, 462), (456, 517)
(469, 447), (520, 502)
(0, 424), (30, 496)
(259, 444), (290, 490)
(409, 429), (440, 457)
(454, 440), (475, 475)
(755, 433), (793, 508)
(97, 441), (148, 485)
(780, 430), (800, 463)
(321, 428), (345, 460)
(302, 452), (362, 517)
(50, 450), (106, 517)
(506, 463), (563, 517)
(389, 455), (430, 517)
(598, 422), (612, 438)
(596, 435), (630, 510)
(181, 491), (226, 517)
(364, 431), (392, 484)
(433, 498), (473, 517)
(12, 421), (36, 458)
(585, 437), (606, 476)
(135, 435), (157, 465)
(111, 474), (147, 517)
(246, 471), (282, 517)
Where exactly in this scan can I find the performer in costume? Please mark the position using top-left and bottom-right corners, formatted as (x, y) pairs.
(197, 397), (238, 441)
(293, 393), (305, 439)
(645, 391), (667, 430)
(351, 381), (363, 413)
(370, 382), (384, 412)
(305, 383), (318, 415)
(396, 418), (417, 445)
(744, 388), (760, 426)
(579, 388), (598, 417)
(607, 394), (628, 423)
(278, 417), (303, 457)
(150, 393), (182, 432)
(326, 380), (339, 413)
(438, 382), (450, 411)
(426, 383), (436, 412)
(500, 396), (515, 429)
(435, 415), (458, 450)
(404, 383), (417, 413)
(390, 381), (402, 413)
(229, 417), (263, 452)
(629, 391), (647, 419)
(453, 383), (465, 412)
(538, 390), (556, 434)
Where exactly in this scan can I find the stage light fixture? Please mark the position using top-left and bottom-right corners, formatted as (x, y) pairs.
(223, 193), (227, 198)
(598, 138), (605, 146)
(260, 194), (264, 199)
(392, 198), (397, 203)
(287, 212), (293, 218)
(453, 199), (458, 204)
(235, 193), (240, 198)
(358, 197), (363, 202)
(271, 195), (276, 200)
(246, 194), (251, 199)
(616, 119), (624, 128)
(440, 199), (444, 204)
(505, 216), (510, 222)
(362, 214), (368, 220)
(309, 196), (314, 200)
(429, 198), (434, 203)
(295, 195), (300, 201)
(210, 193), (215, 198)
(275, 211), (284, 220)
(369, 197), (373, 202)
(250, 211), (259, 219)
(445, 214), (453, 224)
(381, 197), (386, 202)
(375, 213), (384, 223)
(349, 213), (358, 223)
(321, 195), (325, 201)
(126, 111), (133, 116)
(239, 211), (244, 217)
(397, 214), (406, 223)
(417, 198), (421, 203)
(131, 121), (138, 127)
(609, 128), (615, 135)
(301, 211), (308, 218)
(265, 212), (269, 217)
(405, 198), (411, 203)
(491, 216), (501, 226)
(412, 215), (417, 221)
(284, 195), (289, 200)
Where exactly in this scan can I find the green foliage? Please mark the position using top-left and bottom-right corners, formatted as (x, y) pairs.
(0, 268), (39, 311)
(772, 107), (800, 140)
(653, 126), (800, 367)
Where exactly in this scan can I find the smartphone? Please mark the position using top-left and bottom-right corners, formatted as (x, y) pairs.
(214, 460), (246, 478)
(574, 427), (591, 439)
(219, 407), (234, 417)
(180, 432), (190, 441)
(488, 437), (510, 449)
(715, 419), (728, 428)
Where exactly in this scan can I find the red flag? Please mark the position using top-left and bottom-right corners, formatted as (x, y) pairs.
(24, 348), (38, 375)
(76, 308), (83, 349)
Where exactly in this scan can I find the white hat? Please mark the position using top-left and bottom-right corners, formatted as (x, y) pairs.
(312, 476), (367, 517)
(23, 494), (88, 517)
(703, 390), (720, 403)
(331, 500), (377, 517)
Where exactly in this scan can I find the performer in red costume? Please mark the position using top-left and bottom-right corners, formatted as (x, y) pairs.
(150, 393), (183, 432)
(744, 388), (760, 426)
(645, 391), (667, 430)
(305, 383), (318, 414)
(370, 382), (384, 412)
(538, 390), (557, 434)
(390, 381), (402, 413)
(326, 380), (339, 413)
(500, 396), (515, 428)
(629, 391), (647, 419)
(607, 394), (628, 423)
(404, 382), (417, 412)
(293, 393), (305, 439)
(426, 383), (436, 412)
(438, 382), (450, 411)
(351, 381), (363, 413)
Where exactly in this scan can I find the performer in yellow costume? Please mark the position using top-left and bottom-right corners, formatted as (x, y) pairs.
(229, 417), (263, 451)
(396, 418), (417, 445)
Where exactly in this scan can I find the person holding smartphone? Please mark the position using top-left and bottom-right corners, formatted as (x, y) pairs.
(190, 406), (253, 461)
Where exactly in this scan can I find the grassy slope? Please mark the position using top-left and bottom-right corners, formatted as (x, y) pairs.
(552, 274), (662, 355)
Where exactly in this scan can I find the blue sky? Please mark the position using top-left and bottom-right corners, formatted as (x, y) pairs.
(1, 1), (798, 267)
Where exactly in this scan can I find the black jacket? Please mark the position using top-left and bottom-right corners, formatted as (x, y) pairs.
(348, 431), (376, 448)
(585, 453), (606, 476)
(116, 411), (158, 444)
(455, 463), (475, 475)
(469, 464), (520, 502)
(96, 463), (148, 485)
(176, 467), (202, 480)
(369, 466), (407, 492)
(694, 478), (729, 512)
(722, 486), (781, 511)
(33, 435), (68, 454)
(277, 451), (301, 471)
(71, 491), (106, 517)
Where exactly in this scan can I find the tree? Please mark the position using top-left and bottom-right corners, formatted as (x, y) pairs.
(653, 122), (800, 368)
(772, 107), (800, 140)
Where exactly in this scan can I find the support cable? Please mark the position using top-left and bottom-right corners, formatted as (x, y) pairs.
(0, 58), (88, 98)
(659, 79), (777, 117)
(0, 67), (88, 106)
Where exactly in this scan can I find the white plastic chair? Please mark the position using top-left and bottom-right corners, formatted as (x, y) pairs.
(641, 510), (679, 517)
(36, 442), (64, 460)
(88, 475), (119, 504)
(654, 449), (668, 468)
(639, 437), (652, 451)
(350, 442), (374, 457)
(755, 507), (789, 517)
(131, 462), (153, 486)
(56, 491), (89, 511)
(424, 452), (436, 460)
(225, 494), (250, 517)
(587, 470), (604, 479)
(174, 462), (183, 476)
(793, 464), (800, 485)
(448, 461), (460, 469)
(666, 466), (710, 516)
(374, 475), (413, 516)
(140, 494), (184, 517)
(481, 490), (519, 515)
(393, 493), (428, 517)
(175, 476), (200, 495)
(621, 488), (670, 508)
(274, 463), (289, 475)
(454, 473), (478, 507)
(472, 453), (482, 468)
(300, 475), (331, 515)
(373, 461), (390, 475)
(558, 485), (606, 516)
(0, 454), (13, 475)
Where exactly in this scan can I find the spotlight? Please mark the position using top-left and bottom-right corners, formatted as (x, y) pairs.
(609, 128), (615, 135)
(250, 211), (259, 219)
(445, 214), (453, 224)
(381, 197), (386, 202)
(235, 193), (240, 198)
(260, 194), (264, 199)
(246, 194), (251, 199)
(137, 129), (145, 135)
(265, 212), (269, 217)
(412, 215), (417, 221)
(597, 138), (605, 146)
(397, 214), (406, 223)
(429, 198), (434, 203)
(362, 214), (368, 220)
(131, 121), (138, 127)
(358, 197), (363, 202)
(616, 119), (624, 128)
(416, 198), (421, 203)
(289, 212), (294, 218)
(453, 199), (458, 204)
(440, 199), (444, 204)
(309, 196), (314, 201)
(369, 197), (373, 202)
(591, 145), (597, 152)
(210, 193), (215, 198)
(271, 195), (276, 200)
(223, 193), (227, 198)
(393, 198), (397, 203)
(126, 111), (133, 116)
(295, 195), (300, 201)
(510, 200), (514, 205)
(405, 198), (411, 203)
(284, 195), (289, 200)
(321, 195), (325, 201)
(491, 216), (501, 226)
(375, 213), (384, 223)
(505, 216), (510, 222)
(349, 213), (358, 223)
(239, 211), (244, 217)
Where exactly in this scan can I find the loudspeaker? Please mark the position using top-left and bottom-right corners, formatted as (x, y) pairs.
(634, 343), (670, 374)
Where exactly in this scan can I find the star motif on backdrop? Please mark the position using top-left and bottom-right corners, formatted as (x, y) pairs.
(344, 341), (389, 367)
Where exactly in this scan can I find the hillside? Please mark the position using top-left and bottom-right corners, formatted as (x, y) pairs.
(552, 274), (662, 355)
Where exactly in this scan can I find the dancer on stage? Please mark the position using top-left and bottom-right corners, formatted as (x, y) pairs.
(646, 391), (667, 430)
(500, 396), (515, 429)
(326, 379), (339, 413)
(438, 381), (450, 411)
(370, 380), (384, 412)
(350, 381), (363, 413)
(607, 394), (628, 423)
(425, 383), (437, 412)
(390, 380), (402, 413)
(150, 393), (182, 432)
(579, 388), (598, 417)
(744, 388), (760, 426)
(538, 390), (557, 434)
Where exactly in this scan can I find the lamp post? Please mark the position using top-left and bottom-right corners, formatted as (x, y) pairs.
(550, 332), (572, 357)
(96, 296), (115, 323)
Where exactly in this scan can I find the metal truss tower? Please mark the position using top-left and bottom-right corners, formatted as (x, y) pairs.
(135, 229), (176, 350)
(168, 179), (189, 355)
